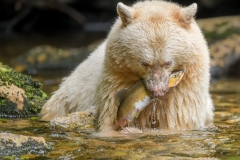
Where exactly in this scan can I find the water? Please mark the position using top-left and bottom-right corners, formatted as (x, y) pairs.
(0, 32), (240, 159)
(151, 99), (159, 130)
(0, 79), (240, 159)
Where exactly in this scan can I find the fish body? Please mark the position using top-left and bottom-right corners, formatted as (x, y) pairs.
(117, 70), (184, 130)
(117, 80), (152, 129)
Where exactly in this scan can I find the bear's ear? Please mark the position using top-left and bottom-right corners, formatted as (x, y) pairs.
(117, 2), (134, 25)
(180, 3), (197, 23)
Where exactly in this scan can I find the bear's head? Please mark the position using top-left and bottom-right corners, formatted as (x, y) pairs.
(106, 1), (203, 98)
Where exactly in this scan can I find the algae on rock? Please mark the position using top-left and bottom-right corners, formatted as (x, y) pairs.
(0, 62), (48, 117)
(0, 133), (51, 156)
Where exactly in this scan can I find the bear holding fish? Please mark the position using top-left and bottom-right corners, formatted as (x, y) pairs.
(40, 1), (214, 136)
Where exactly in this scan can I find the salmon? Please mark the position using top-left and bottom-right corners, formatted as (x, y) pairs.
(117, 70), (184, 131)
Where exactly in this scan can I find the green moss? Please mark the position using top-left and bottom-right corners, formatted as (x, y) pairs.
(215, 21), (228, 28)
(0, 118), (7, 123)
(3, 156), (14, 160)
(29, 116), (40, 121)
(0, 62), (48, 118)
(203, 26), (240, 43)
(0, 63), (11, 73)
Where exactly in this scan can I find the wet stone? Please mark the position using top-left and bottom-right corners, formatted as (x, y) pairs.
(50, 109), (96, 131)
(0, 133), (51, 156)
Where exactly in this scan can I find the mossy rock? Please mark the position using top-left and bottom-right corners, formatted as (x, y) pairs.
(198, 16), (240, 44)
(12, 43), (101, 75)
(0, 62), (48, 118)
(198, 16), (240, 78)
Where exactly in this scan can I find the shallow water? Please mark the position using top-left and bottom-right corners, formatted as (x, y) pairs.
(1, 79), (240, 159)
(1, 31), (240, 159)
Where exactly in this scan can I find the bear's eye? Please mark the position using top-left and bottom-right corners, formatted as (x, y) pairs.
(164, 61), (172, 67)
(141, 62), (149, 67)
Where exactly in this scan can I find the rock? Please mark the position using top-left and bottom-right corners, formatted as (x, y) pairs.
(13, 41), (101, 76)
(50, 109), (96, 131)
(0, 133), (51, 156)
(12, 16), (240, 79)
(0, 62), (48, 118)
(198, 16), (240, 79)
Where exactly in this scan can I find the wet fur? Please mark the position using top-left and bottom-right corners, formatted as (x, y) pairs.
(40, 1), (214, 134)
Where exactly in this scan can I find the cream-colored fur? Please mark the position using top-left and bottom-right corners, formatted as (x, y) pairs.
(40, 1), (214, 134)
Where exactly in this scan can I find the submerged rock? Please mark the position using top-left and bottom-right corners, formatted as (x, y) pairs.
(0, 62), (48, 118)
(50, 109), (96, 131)
(0, 133), (51, 156)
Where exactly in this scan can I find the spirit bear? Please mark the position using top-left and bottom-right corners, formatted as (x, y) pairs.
(40, 1), (214, 134)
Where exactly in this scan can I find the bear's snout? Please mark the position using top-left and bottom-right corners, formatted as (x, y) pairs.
(144, 71), (170, 98)
(150, 86), (168, 98)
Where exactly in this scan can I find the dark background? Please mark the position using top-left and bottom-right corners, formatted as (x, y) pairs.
(0, 0), (239, 33)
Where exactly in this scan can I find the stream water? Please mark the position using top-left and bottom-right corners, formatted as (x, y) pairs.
(0, 78), (240, 159)
(0, 32), (240, 159)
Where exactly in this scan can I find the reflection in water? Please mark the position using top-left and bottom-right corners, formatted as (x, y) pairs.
(0, 79), (240, 159)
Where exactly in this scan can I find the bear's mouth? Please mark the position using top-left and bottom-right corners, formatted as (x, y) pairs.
(144, 70), (184, 98)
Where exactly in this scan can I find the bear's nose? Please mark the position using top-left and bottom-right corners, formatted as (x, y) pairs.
(151, 88), (167, 98)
